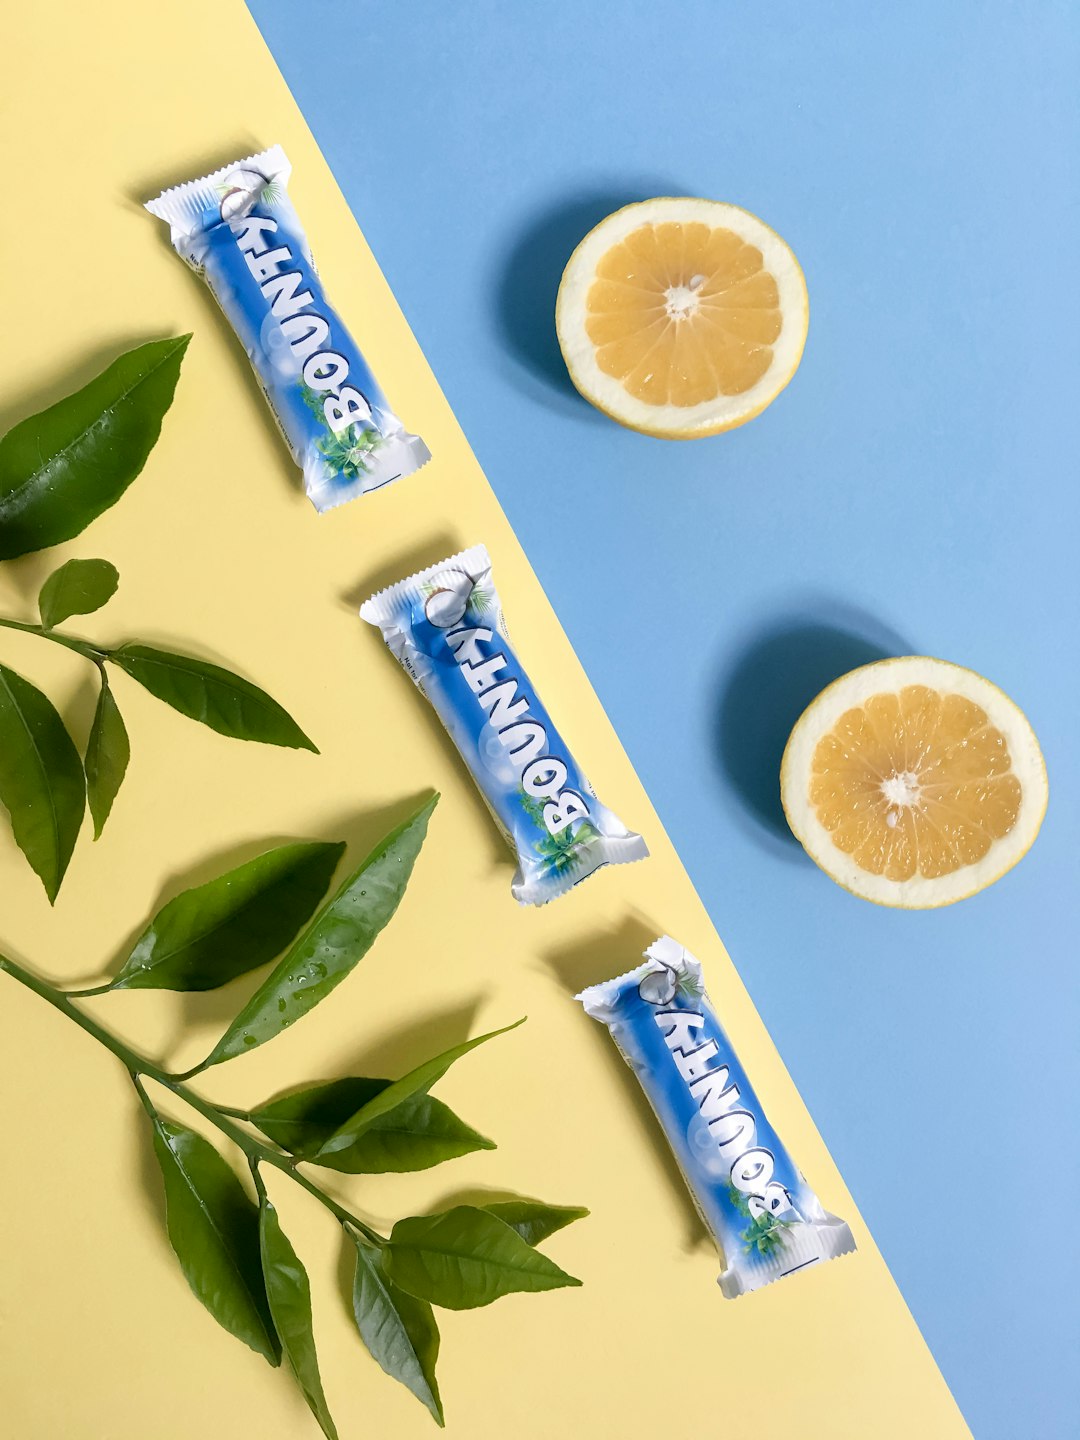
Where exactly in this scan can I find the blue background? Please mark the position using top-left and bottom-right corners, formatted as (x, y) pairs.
(246, 4), (1079, 1435)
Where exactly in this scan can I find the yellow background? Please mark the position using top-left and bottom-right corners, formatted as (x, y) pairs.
(0, 4), (969, 1436)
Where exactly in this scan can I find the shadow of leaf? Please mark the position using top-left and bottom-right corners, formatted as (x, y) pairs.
(335, 1225), (360, 1330)
(60, 665), (105, 753)
(128, 1077), (169, 1231)
(421, 1183), (579, 1213)
(0, 335), (165, 437)
(338, 999), (483, 1083)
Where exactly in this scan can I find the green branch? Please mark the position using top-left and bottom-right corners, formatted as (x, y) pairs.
(0, 614), (108, 664)
(0, 953), (384, 1247)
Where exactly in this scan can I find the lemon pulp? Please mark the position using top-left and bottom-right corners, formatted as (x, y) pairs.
(781, 657), (1047, 908)
(809, 685), (1023, 882)
(556, 198), (807, 437)
(585, 222), (783, 407)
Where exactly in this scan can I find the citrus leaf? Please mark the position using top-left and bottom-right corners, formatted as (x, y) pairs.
(248, 1078), (390, 1155)
(250, 1077), (495, 1174)
(480, 1199), (589, 1247)
(259, 1194), (338, 1440)
(200, 795), (437, 1068)
(109, 644), (316, 751)
(147, 1113), (279, 1365)
(0, 664), (85, 900)
(111, 840), (345, 992)
(84, 673), (129, 839)
(312, 1019), (522, 1161)
(38, 558), (119, 630)
(317, 1094), (496, 1175)
(351, 1239), (443, 1425)
(0, 336), (189, 559)
(385, 1206), (582, 1311)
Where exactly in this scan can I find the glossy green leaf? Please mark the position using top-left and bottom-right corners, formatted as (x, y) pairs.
(0, 664), (85, 901)
(313, 1019), (522, 1162)
(109, 644), (316, 751)
(316, 1093), (495, 1175)
(259, 1193), (338, 1440)
(250, 1077), (495, 1174)
(480, 1200), (589, 1247)
(351, 1238), (443, 1425)
(148, 1114), (279, 1365)
(385, 1206), (582, 1311)
(201, 795), (437, 1068)
(0, 336), (190, 559)
(38, 558), (119, 630)
(84, 673), (129, 839)
(249, 1077), (389, 1154)
(110, 840), (344, 992)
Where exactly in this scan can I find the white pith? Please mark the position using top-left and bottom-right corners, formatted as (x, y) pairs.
(556, 197), (808, 436)
(664, 281), (702, 320)
(881, 770), (921, 811)
(781, 657), (1049, 908)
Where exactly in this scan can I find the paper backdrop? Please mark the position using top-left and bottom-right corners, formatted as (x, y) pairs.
(0, 4), (968, 1436)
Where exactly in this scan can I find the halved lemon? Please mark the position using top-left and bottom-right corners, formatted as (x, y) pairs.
(780, 657), (1048, 908)
(555, 197), (808, 437)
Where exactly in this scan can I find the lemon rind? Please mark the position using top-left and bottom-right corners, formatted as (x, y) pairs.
(780, 656), (1049, 909)
(555, 197), (809, 437)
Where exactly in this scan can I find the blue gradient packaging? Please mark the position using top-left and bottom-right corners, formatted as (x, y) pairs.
(360, 544), (648, 904)
(146, 146), (429, 511)
(578, 936), (856, 1296)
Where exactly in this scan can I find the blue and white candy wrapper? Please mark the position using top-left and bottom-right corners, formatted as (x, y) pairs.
(578, 936), (856, 1296)
(360, 544), (648, 905)
(146, 146), (430, 512)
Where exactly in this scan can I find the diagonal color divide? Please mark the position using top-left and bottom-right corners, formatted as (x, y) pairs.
(0, 2), (971, 1437)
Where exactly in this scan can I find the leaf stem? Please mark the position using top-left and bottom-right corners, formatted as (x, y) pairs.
(0, 615), (109, 665)
(249, 1154), (269, 1202)
(0, 953), (385, 1247)
(131, 1070), (160, 1119)
(215, 1103), (252, 1120)
(171, 1060), (212, 1082)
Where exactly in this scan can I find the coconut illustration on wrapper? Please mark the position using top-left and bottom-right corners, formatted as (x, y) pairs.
(638, 963), (678, 1006)
(218, 168), (269, 224)
(424, 570), (477, 629)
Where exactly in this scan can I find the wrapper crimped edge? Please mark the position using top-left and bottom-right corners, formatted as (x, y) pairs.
(359, 544), (492, 629)
(145, 145), (291, 236)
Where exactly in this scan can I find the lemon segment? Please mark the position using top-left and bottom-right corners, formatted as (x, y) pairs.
(556, 198), (808, 437)
(780, 657), (1048, 908)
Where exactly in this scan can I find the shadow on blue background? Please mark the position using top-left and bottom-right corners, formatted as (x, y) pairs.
(495, 185), (685, 411)
(717, 611), (909, 843)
